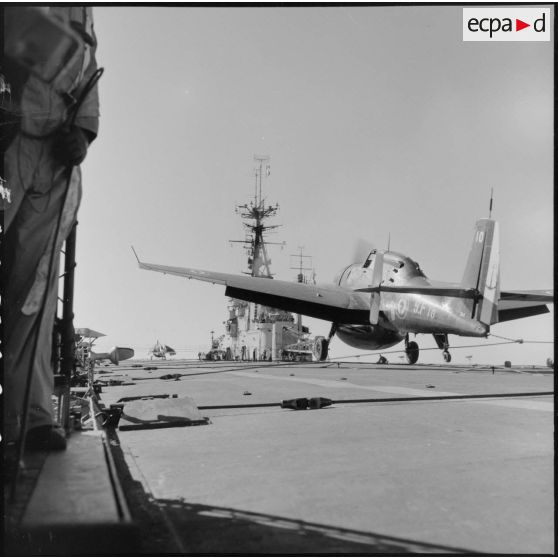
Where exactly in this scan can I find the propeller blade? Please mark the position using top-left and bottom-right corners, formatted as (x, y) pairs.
(352, 238), (374, 264)
(369, 252), (384, 324)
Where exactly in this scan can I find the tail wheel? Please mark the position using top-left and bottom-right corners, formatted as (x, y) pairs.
(312, 336), (329, 361)
(443, 350), (452, 363)
(405, 341), (419, 364)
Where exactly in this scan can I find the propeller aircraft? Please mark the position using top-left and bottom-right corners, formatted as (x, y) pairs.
(133, 217), (552, 364)
(149, 340), (176, 360)
(75, 327), (106, 367)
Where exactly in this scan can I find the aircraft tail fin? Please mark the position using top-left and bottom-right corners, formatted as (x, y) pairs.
(461, 219), (500, 325)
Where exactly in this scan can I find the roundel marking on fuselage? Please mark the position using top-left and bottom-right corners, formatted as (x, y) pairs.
(396, 297), (408, 319)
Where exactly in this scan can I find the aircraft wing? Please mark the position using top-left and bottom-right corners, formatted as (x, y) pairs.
(135, 256), (370, 324)
(497, 289), (553, 323)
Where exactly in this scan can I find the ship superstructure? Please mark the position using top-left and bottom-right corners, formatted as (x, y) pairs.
(209, 156), (312, 361)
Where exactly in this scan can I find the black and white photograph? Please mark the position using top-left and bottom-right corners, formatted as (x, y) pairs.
(2, 3), (553, 555)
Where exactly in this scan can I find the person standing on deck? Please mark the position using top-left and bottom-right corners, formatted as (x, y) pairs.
(2, 6), (100, 451)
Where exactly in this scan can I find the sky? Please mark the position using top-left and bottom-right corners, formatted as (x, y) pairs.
(74, 5), (553, 365)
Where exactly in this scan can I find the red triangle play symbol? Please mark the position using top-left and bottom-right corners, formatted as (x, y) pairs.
(516, 19), (530, 31)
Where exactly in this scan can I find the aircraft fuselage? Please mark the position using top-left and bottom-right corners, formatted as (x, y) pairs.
(334, 250), (487, 351)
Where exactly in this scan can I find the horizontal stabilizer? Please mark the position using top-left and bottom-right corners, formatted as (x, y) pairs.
(497, 291), (552, 324)
(500, 290), (553, 303)
(356, 285), (481, 299)
(498, 304), (549, 323)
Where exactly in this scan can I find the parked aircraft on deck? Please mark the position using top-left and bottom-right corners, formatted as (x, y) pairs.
(149, 340), (176, 360)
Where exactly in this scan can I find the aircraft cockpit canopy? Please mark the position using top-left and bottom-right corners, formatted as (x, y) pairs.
(382, 252), (426, 278)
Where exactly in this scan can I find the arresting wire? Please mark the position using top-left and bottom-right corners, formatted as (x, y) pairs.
(328, 338), (553, 362)
(196, 391), (553, 411)
(128, 336), (553, 367)
(122, 346), (551, 382)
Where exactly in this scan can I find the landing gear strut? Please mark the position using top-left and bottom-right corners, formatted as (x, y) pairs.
(433, 333), (452, 363)
(312, 323), (337, 362)
(404, 334), (419, 365)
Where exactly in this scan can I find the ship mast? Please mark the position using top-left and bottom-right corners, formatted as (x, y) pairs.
(230, 155), (284, 278)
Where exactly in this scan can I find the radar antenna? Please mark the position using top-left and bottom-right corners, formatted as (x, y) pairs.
(290, 246), (314, 332)
(290, 246), (314, 285)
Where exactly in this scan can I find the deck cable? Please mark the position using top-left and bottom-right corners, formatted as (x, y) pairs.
(119, 337), (553, 381)
(197, 390), (553, 411)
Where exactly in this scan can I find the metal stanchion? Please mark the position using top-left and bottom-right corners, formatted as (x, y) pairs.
(57, 221), (77, 434)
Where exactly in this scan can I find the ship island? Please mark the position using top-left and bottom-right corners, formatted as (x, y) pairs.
(202, 156), (314, 362)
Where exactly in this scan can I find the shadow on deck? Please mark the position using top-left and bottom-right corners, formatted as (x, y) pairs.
(107, 430), (478, 555)
(155, 498), (479, 555)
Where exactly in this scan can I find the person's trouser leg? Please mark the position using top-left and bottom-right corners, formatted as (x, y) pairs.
(3, 146), (78, 443)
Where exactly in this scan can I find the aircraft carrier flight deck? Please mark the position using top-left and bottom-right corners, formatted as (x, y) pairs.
(37, 358), (552, 555)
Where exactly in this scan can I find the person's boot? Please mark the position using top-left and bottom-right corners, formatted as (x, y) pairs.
(25, 425), (67, 451)
(2, 442), (22, 483)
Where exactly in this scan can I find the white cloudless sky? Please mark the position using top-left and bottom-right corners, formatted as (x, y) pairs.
(74, 5), (553, 365)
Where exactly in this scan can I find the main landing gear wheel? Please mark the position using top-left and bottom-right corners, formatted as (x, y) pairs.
(443, 350), (452, 363)
(405, 341), (419, 365)
(312, 323), (337, 362)
(312, 336), (329, 361)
